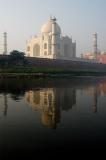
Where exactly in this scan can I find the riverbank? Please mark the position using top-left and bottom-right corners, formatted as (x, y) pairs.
(0, 67), (106, 78)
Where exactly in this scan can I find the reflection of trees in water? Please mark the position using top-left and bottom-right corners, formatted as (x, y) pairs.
(0, 79), (26, 101)
(10, 93), (24, 101)
(0, 93), (24, 119)
(0, 79), (26, 118)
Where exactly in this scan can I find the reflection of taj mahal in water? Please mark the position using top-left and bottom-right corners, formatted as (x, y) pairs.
(26, 89), (59, 129)
(25, 85), (103, 129)
(1, 82), (106, 129)
(25, 88), (76, 129)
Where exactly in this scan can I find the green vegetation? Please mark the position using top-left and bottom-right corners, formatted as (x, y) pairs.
(0, 50), (106, 78)
(0, 66), (106, 78)
(0, 50), (28, 67)
(9, 50), (27, 66)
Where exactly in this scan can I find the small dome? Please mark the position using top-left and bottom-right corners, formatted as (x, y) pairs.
(41, 19), (61, 34)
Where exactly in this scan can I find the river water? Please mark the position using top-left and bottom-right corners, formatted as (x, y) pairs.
(0, 77), (106, 155)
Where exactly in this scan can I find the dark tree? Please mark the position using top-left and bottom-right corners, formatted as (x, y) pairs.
(9, 50), (28, 66)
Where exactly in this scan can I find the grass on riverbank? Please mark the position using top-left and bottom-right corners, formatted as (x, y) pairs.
(0, 67), (106, 78)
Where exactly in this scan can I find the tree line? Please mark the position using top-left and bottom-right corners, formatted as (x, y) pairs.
(0, 50), (28, 67)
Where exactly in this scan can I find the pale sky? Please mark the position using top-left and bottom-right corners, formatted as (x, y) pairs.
(0, 0), (106, 56)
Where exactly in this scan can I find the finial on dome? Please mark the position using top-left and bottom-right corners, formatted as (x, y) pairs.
(41, 17), (61, 34)
(53, 16), (57, 21)
(50, 15), (57, 22)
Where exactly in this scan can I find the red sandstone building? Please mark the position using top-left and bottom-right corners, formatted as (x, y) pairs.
(83, 52), (106, 64)
(97, 54), (106, 64)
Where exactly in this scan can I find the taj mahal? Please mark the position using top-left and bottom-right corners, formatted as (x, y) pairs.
(26, 17), (76, 59)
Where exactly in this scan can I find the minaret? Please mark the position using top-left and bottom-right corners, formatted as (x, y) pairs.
(93, 33), (97, 58)
(73, 41), (76, 58)
(51, 17), (57, 58)
(3, 32), (7, 55)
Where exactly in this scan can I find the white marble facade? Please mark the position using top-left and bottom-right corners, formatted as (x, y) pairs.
(26, 17), (76, 59)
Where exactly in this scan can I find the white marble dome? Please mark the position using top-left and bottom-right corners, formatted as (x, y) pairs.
(41, 19), (61, 34)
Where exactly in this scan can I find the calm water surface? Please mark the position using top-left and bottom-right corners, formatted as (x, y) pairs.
(0, 77), (106, 154)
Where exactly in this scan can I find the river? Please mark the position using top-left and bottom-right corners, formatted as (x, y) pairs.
(0, 77), (106, 156)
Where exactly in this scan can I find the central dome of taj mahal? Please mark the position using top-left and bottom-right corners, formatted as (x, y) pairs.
(41, 18), (61, 34)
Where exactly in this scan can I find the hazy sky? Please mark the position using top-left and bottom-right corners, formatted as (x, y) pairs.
(0, 0), (106, 56)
